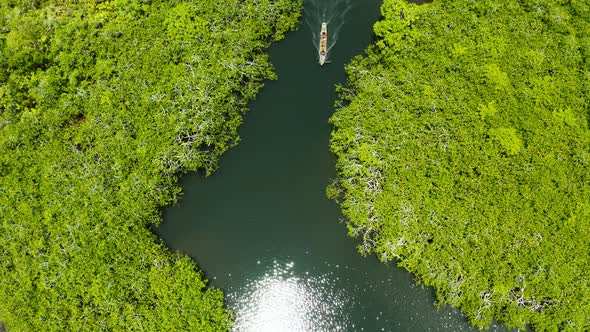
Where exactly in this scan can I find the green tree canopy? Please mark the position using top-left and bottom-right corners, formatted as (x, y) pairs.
(330, 0), (590, 330)
(0, 0), (300, 330)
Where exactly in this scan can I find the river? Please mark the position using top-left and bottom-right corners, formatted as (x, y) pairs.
(156, 0), (510, 330)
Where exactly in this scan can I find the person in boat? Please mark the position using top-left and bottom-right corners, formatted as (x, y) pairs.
(320, 51), (325, 56)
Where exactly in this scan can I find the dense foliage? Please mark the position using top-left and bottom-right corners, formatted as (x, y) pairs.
(329, 0), (590, 330)
(0, 0), (299, 330)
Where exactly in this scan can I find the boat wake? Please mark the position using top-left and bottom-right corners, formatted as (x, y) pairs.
(305, 0), (353, 65)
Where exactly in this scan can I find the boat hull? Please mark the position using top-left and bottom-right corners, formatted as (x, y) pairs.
(319, 23), (328, 65)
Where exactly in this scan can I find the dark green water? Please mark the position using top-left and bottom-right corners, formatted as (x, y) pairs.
(156, 1), (509, 331)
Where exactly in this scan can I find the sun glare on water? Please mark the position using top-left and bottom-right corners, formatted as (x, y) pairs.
(229, 260), (351, 332)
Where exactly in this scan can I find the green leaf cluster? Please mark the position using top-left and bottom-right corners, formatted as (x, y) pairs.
(330, 0), (590, 330)
(0, 0), (300, 331)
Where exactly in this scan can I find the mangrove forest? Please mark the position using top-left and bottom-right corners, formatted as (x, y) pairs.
(330, 0), (590, 330)
(0, 0), (299, 330)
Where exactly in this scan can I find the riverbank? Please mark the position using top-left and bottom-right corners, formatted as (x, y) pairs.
(0, 1), (300, 330)
(330, 0), (590, 330)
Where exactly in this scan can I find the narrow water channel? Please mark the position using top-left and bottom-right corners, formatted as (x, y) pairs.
(156, 1), (509, 330)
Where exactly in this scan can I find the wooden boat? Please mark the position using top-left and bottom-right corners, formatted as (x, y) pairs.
(319, 22), (327, 65)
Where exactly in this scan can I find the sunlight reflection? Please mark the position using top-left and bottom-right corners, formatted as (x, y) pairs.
(230, 260), (350, 332)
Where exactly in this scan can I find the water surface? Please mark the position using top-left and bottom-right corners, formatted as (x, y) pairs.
(157, 1), (510, 330)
